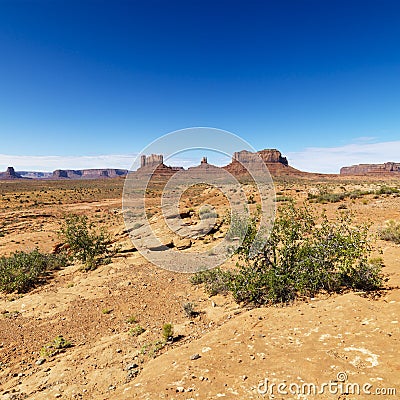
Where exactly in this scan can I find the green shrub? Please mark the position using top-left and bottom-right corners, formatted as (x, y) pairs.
(126, 315), (138, 324)
(182, 302), (197, 318)
(379, 220), (400, 244)
(40, 335), (72, 358)
(0, 249), (68, 293)
(192, 203), (383, 306)
(59, 214), (112, 270)
(233, 204), (382, 304)
(162, 323), (174, 341)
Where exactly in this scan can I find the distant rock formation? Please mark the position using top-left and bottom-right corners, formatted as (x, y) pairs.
(1, 149), (308, 181)
(52, 169), (128, 179)
(340, 162), (400, 175)
(187, 157), (221, 173)
(136, 153), (183, 177)
(0, 167), (22, 180)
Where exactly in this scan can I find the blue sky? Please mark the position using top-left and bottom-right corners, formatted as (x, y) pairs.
(0, 0), (399, 172)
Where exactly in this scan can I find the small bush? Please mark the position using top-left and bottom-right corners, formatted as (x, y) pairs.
(59, 214), (112, 270)
(129, 325), (145, 337)
(379, 220), (400, 244)
(199, 205), (218, 220)
(192, 203), (383, 306)
(40, 335), (72, 358)
(126, 315), (138, 324)
(102, 308), (112, 314)
(0, 249), (68, 293)
(162, 323), (174, 341)
(233, 204), (382, 304)
(182, 302), (197, 318)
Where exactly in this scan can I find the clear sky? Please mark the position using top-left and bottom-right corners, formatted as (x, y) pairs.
(0, 0), (399, 172)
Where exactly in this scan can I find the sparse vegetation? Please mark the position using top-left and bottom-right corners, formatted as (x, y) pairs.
(102, 308), (112, 314)
(59, 214), (112, 270)
(140, 340), (166, 359)
(40, 335), (72, 358)
(379, 220), (400, 244)
(0, 249), (68, 293)
(129, 324), (145, 337)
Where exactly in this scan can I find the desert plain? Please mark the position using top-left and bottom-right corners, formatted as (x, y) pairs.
(0, 174), (399, 400)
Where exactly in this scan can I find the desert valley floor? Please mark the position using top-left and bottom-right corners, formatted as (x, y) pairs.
(0, 176), (399, 399)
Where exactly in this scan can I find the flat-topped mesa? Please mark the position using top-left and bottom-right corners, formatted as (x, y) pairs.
(233, 149), (289, 166)
(52, 169), (128, 179)
(340, 162), (400, 175)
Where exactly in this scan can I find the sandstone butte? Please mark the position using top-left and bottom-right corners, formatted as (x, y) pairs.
(0, 149), (305, 180)
(3, 150), (400, 179)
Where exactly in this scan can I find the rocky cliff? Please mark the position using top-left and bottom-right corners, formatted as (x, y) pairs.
(224, 149), (302, 176)
(233, 149), (289, 166)
(340, 162), (400, 175)
(52, 169), (128, 179)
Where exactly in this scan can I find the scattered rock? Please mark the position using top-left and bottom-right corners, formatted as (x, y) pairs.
(190, 353), (201, 360)
(35, 359), (45, 366)
(173, 237), (192, 250)
(213, 231), (225, 239)
(125, 363), (138, 371)
(116, 240), (137, 253)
